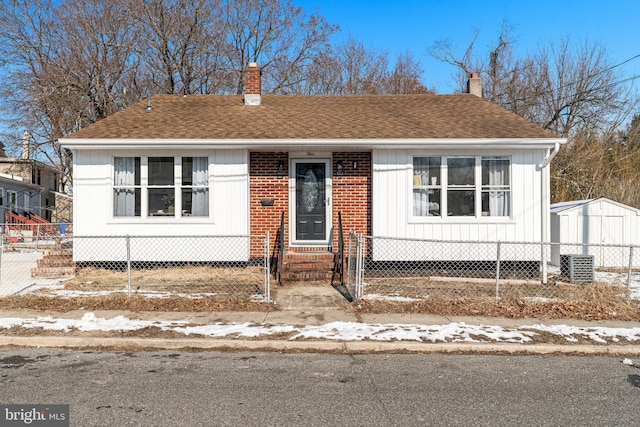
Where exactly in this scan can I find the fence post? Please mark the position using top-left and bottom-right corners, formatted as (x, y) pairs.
(0, 232), (3, 294)
(355, 233), (364, 301)
(495, 241), (501, 300)
(126, 235), (131, 297)
(628, 245), (634, 292)
(541, 242), (548, 285)
(265, 232), (271, 303)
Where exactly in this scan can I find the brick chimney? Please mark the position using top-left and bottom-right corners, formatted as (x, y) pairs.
(467, 72), (482, 98)
(244, 62), (262, 106)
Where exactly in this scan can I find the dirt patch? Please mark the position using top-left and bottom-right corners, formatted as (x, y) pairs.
(0, 294), (273, 312)
(357, 282), (640, 321)
(60, 265), (266, 296)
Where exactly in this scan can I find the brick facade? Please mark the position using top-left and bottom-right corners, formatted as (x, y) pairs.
(249, 152), (371, 254)
(331, 152), (372, 249)
(250, 152), (289, 255)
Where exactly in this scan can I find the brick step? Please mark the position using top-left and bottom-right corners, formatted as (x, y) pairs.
(278, 251), (337, 281)
(37, 258), (76, 267)
(282, 253), (334, 262)
(30, 266), (76, 278)
(281, 270), (334, 280)
(283, 261), (334, 271)
(44, 249), (73, 257)
(41, 254), (73, 260)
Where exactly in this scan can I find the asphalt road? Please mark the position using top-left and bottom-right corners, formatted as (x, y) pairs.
(0, 349), (638, 426)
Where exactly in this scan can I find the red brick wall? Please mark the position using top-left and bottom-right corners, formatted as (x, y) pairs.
(331, 152), (372, 249)
(249, 152), (371, 254)
(250, 152), (289, 256)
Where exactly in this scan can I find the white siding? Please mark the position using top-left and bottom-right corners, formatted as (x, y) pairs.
(72, 149), (249, 262)
(550, 198), (640, 267)
(372, 148), (548, 261)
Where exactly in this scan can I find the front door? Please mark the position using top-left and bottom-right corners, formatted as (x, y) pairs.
(295, 161), (328, 242)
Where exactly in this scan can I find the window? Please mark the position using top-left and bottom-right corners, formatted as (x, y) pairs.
(114, 157), (141, 216)
(181, 157), (209, 216)
(148, 157), (175, 216)
(412, 155), (510, 218)
(113, 156), (209, 218)
(0, 189), (4, 207)
(481, 156), (510, 217)
(7, 190), (17, 211)
(447, 157), (475, 216)
(412, 157), (441, 216)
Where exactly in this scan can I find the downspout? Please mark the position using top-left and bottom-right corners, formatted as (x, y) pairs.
(540, 142), (560, 284)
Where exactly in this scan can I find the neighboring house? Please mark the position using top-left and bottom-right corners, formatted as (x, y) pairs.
(0, 172), (43, 241)
(60, 64), (566, 269)
(0, 132), (64, 222)
(550, 198), (640, 267)
(0, 172), (43, 217)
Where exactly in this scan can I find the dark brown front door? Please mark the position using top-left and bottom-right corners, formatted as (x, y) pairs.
(295, 162), (326, 241)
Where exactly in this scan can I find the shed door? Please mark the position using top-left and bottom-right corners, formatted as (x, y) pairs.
(295, 162), (327, 241)
(580, 215), (625, 267)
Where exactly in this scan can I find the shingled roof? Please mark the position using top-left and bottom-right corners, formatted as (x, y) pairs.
(66, 93), (557, 140)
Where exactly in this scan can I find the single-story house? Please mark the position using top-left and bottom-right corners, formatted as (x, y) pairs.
(550, 198), (640, 267)
(60, 64), (566, 274)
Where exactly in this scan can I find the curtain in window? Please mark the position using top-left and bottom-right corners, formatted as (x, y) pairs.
(191, 157), (209, 216)
(487, 159), (509, 216)
(114, 157), (136, 216)
(413, 167), (430, 216)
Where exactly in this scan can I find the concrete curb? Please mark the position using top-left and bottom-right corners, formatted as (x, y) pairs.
(2, 335), (640, 356)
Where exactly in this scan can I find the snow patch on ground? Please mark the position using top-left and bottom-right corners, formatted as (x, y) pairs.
(2, 313), (640, 344)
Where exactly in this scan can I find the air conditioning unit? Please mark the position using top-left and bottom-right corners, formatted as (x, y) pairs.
(560, 254), (594, 282)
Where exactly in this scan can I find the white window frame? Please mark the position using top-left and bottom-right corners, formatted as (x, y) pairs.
(112, 155), (211, 220)
(410, 155), (512, 220)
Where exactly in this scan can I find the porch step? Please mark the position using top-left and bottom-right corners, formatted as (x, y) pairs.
(31, 249), (76, 278)
(30, 266), (76, 278)
(281, 251), (335, 281)
(36, 257), (76, 267)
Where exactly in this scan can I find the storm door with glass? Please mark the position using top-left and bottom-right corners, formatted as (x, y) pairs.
(294, 162), (328, 241)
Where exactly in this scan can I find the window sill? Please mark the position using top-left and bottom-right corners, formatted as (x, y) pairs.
(409, 216), (515, 224)
(108, 216), (212, 224)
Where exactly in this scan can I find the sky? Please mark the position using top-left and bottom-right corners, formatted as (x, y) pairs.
(295, 0), (640, 93)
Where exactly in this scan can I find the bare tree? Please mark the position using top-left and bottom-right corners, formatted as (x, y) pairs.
(428, 28), (482, 92)
(293, 37), (388, 94)
(129, 0), (232, 95)
(429, 25), (635, 138)
(383, 51), (432, 94)
(222, 0), (337, 94)
(0, 0), (140, 187)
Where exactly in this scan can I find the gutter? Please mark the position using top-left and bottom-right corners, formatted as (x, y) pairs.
(540, 142), (561, 168)
(539, 141), (563, 284)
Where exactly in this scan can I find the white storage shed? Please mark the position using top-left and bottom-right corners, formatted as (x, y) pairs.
(550, 198), (640, 268)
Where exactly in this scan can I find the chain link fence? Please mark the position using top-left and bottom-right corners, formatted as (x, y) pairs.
(346, 233), (640, 302)
(0, 222), (73, 296)
(0, 225), (270, 302)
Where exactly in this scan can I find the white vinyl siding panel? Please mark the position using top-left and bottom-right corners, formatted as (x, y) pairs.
(72, 149), (249, 262)
(373, 148), (548, 245)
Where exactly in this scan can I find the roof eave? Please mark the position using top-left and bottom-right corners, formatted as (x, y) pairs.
(60, 137), (567, 151)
